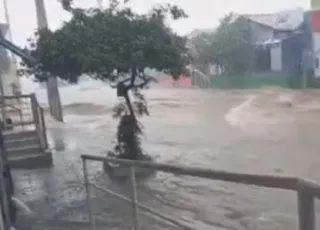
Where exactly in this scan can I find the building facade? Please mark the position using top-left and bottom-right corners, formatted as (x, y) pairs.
(242, 8), (306, 77)
(0, 23), (19, 96)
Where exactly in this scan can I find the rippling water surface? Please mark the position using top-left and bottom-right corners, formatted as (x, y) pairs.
(13, 77), (320, 229)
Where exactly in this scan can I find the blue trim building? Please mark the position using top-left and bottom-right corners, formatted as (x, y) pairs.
(243, 8), (313, 79)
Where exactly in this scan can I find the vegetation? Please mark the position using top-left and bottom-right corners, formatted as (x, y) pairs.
(188, 31), (215, 75)
(189, 13), (254, 75)
(22, 0), (189, 160)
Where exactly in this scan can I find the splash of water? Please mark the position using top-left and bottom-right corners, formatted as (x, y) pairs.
(20, 76), (118, 107)
(224, 95), (256, 128)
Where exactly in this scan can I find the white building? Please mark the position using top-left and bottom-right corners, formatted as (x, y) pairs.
(0, 22), (20, 96)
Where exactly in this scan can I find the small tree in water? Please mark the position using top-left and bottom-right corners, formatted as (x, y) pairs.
(22, 0), (189, 160)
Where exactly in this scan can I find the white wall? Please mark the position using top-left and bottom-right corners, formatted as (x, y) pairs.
(313, 33), (320, 78)
(270, 44), (282, 72)
(0, 23), (20, 96)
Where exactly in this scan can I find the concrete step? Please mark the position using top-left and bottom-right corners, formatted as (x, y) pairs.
(5, 109), (30, 115)
(19, 220), (116, 230)
(4, 130), (38, 141)
(4, 112), (32, 117)
(4, 137), (40, 149)
(4, 117), (34, 125)
(9, 152), (53, 169)
(13, 120), (34, 126)
(6, 145), (42, 157)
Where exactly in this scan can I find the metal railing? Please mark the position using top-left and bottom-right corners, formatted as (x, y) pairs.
(2, 94), (34, 127)
(3, 104), (24, 129)
(2, 93), (48, 150)
(81, 154), (320, 230)
(187, 67), (211, 88)
(30, 93), (48, 150)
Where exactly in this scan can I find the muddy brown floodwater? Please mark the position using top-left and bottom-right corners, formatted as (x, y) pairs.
(12, 87), (320, 229)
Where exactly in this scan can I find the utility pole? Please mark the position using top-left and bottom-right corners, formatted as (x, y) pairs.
(3, 0), (20, 93)
(34, 0), (63, 122)
(3, 0), (14, 60)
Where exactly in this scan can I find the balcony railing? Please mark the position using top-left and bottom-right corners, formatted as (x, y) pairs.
(81, 154), (320, 230)
(2, 93), (48, 150)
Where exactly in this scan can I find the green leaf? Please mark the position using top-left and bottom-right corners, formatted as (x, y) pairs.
(22, 3), (189, 83)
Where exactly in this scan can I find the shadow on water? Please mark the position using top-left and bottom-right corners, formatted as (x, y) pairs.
(49, 127), (66, 152)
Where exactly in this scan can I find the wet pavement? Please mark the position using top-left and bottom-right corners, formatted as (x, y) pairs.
(11, 81), (320, 229)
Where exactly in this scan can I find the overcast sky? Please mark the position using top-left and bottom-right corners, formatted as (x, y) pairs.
(0, 0), (310, 46)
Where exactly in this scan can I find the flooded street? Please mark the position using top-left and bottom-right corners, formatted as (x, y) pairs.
(12, 79), (320, 229)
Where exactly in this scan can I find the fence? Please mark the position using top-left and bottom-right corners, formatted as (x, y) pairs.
(210, 74), (289, 89)
(81, 154), (320, 230)
(188, 67), (211, 88)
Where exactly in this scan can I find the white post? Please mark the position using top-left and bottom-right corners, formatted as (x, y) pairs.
(34, 0), (64, 122)
(0, 72), (7, 124)
(3, 0), (12, 58)
(3, 0), (21, 93)
(130, 166), (140, 230)
(82, 158), (95, 230)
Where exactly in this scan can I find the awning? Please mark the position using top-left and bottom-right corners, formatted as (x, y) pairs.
(255, 37), (287, 48)
(260, 38), (282, 46)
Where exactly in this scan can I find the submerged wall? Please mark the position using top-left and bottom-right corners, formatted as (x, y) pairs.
(210, 73), (288, 89)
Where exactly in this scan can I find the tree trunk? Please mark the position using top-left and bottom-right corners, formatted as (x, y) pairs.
(124, 90), (135, 119)
(125, 69), (137, 119)
(120, 70), (139, 160)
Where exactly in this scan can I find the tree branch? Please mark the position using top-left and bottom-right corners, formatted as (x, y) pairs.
(110, 77), (131, 88)
(122, 69), (137, 119)
(128, 68), (137, 89)
(124, 92), (135, 118)
(133, 73), (157, 88)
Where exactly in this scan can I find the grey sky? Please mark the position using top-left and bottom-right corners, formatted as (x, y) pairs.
(0, 0), (309, 46)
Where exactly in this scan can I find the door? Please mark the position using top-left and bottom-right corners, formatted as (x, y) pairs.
(270, 44), (282, 72)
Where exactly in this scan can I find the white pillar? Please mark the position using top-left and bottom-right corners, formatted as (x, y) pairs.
(34, 0), (63, 122)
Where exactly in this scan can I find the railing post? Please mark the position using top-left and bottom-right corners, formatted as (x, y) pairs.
(39, 107), (48, 149)
(130, 166), (140, 230)
(30, 93), (39, 125)
(297, 185), (315, 230)
(0, 124), (11, 230)
(82, 158), (95, 230)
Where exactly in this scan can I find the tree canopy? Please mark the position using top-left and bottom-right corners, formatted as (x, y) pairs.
(188, 30), (215, 75)
(23, 0), (190, 161)
(23, 1), (189, 85)
(189, 13), (254, 75)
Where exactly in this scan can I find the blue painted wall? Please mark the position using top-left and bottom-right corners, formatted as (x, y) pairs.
(301, 11), (314, 70)
(281, 35), (304, 76)
(280, 12), (314, 77)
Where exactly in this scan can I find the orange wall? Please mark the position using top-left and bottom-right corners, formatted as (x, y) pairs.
(311, 10), (320, 32)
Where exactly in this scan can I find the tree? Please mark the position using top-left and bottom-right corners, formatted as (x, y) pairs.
(188, 31), (215, 75)
(211, 14), (254, 75)
(58, 0), (74, 11)
(189, 13), (254, 75)
(22, 1), (189, 160)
